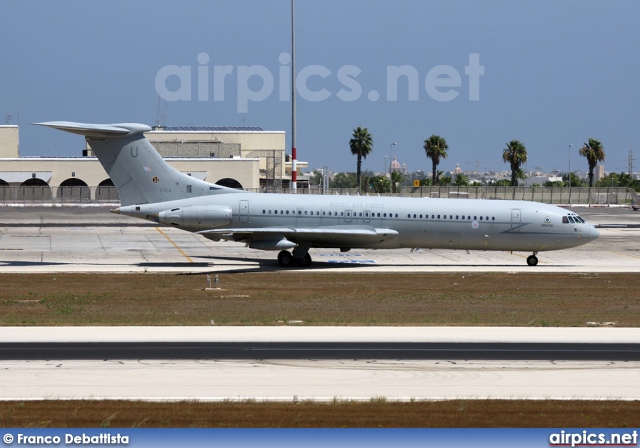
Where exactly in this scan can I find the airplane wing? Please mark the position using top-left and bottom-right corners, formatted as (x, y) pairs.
(198, 225), (399, 247)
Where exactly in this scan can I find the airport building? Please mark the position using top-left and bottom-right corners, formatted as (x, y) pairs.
(0, 124), (308, 202)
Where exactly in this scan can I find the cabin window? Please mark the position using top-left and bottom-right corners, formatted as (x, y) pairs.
(262, 210), (266, 214)
(419, 214), (423, 218)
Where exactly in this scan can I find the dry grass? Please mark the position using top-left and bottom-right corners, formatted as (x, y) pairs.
(0, 272), (638, 327)
(0, 400), (639, 428)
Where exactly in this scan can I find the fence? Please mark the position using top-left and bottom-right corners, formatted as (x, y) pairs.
(0, 185), (635, 206)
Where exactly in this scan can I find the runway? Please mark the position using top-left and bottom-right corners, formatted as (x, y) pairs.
(1, 205), (639, 273)
(3, 342), (640, 361)
(1, 206), (640, 400)
(2, 327), (640, 400)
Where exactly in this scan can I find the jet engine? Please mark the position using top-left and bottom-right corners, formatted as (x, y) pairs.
(158, 205), (232, 229)
(249, 238), (297, 250)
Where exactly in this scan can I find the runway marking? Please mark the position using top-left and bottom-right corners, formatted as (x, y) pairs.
(607, 250), (640, 259)
(155, 227), (193, 263)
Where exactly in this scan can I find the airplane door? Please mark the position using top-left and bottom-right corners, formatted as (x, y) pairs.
(344, 210), (353, 223)
(239, 200), (249, 223)
(511, 209), (521, 231)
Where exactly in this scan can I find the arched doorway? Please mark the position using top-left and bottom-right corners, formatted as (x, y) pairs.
(0, 179), (9, 203)
(18, 178), (52, 202)
(96, 178), (119, 202)
(59, 178), (90, 202)
(216, 178), (243, 190)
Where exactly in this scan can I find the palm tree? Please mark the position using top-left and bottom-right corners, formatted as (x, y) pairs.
(423, 135), (448, 185)
(579, 138), (605, 187)
(390, 171), (404, 194)
(349, 127), (373, 192)
(502, 140), (527, 186)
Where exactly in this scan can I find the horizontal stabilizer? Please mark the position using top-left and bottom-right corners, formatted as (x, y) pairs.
(34, 121), (151, 139)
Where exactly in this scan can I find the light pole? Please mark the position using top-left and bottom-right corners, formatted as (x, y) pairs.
(568, 144), (572, 203)
(291, 0), (297, 193)
(389, 142), (396, 177)
(384, 156), (387, 177)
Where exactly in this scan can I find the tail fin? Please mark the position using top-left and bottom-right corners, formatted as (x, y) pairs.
(36, 121), (239, 206)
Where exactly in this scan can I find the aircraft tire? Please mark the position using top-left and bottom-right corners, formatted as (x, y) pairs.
(296, 253), (312, 267)
(278, 250), (294, 267)
(527, 255), (538, 266)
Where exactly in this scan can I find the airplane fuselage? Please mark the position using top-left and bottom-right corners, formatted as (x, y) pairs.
(117, 192), (599, 253)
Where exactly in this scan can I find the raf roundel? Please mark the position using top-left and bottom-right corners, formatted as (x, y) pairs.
(152, 176), (159, 184)
(471, 221), (480, 229)
(544, 216), (550, 223)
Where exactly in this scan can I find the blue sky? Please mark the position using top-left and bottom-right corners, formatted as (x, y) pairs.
(1, 0), (639, 175)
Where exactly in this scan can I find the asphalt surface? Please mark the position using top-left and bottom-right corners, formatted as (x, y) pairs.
(2, 341), (640, 361)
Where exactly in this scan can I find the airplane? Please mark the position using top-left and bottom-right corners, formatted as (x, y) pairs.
(37, 121), (599, 267)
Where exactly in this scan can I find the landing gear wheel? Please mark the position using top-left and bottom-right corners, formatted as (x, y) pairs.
(296, 253), (312, 267)
(527, 255), (539, 266)
(278, 250), (293, 267)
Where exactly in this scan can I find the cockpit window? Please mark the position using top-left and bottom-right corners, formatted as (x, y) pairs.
(563, 214), (586, 224)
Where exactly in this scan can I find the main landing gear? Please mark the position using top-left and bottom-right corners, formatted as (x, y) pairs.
(277, 250), (312, 268)
(527, 252), (539, 266)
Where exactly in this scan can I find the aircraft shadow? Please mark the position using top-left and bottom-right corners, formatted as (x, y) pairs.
(190, 255), (375, 273)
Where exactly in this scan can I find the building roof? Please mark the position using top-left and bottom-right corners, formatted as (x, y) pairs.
(157, 126), (264, 132)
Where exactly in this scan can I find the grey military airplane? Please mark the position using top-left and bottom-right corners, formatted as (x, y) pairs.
(37, 121), (599, 267)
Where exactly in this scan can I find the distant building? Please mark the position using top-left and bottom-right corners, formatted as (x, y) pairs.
(595, 165), (605, 182)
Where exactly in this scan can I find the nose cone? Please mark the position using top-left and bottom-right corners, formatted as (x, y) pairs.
(588, 225), (600, 240)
